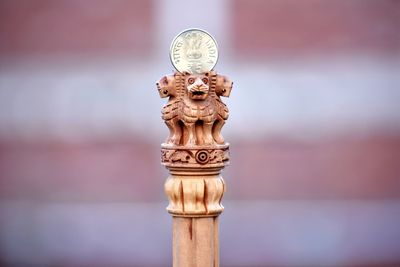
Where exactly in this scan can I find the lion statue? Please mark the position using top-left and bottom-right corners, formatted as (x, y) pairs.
(157, 71), (232, 146)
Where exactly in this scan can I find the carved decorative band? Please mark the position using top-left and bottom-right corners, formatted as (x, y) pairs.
(165, 175), (225, 217)
(161, 144), (229, 168)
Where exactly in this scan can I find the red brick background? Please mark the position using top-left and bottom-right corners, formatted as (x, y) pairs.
(0, 0), (399, 266)
(232, 0), (400, 58)
(229, 135), (400, 199)
(0, 0), (153, 58)
(1, 135), (399, 203)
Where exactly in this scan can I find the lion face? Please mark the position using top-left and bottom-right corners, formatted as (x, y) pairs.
(186, 74), (209, 100)
(215, 75), (232, 97)
(156, 75), (175, 98)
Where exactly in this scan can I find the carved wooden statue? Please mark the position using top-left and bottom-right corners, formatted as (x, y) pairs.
(157, 71), (232, 146)
(158, 28), (232, 267)
(157, 71), (232, 266)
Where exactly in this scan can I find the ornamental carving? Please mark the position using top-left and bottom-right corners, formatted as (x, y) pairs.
(157, 71), (232, 146)
(161, 145), (229, 167)
(164, 175), (225, 216)
(157, 70), (232, 217)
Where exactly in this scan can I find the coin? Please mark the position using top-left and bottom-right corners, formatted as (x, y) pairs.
(170, 28), (219, 74)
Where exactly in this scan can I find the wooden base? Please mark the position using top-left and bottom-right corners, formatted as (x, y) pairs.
(173, 217), (219, 267)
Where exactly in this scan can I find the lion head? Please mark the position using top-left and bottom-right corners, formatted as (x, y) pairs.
(156, 75), (176, 98)
(185, 73), (210, 100)
(215, 75), (232, 97)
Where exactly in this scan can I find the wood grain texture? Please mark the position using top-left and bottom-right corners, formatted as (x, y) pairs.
(173, 217), (219, 267)
(165, 174), (225, 216)
(158, 70), (232, 266)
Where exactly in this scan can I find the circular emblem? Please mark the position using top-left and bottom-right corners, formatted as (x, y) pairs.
(170, 28), (219, 74)
(195, 150), (210, 164)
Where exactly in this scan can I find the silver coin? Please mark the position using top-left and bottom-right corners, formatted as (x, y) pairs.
(170, 28), (219, 74)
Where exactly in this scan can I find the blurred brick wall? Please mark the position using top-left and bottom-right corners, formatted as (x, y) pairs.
(232, 0), (400, 57)
(0, 140), (163, 202)
(1, 135), (399, 203)
(0, 0), (399, 202)
(229, 136), (400, 199)
(0, 0), (400, 266)
(0, 0), (153, 58)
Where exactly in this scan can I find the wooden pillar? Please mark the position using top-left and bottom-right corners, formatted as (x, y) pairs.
(161, 146), (228, 267)
(173, 217), (219, 267)
(157, 29), (232, 267)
